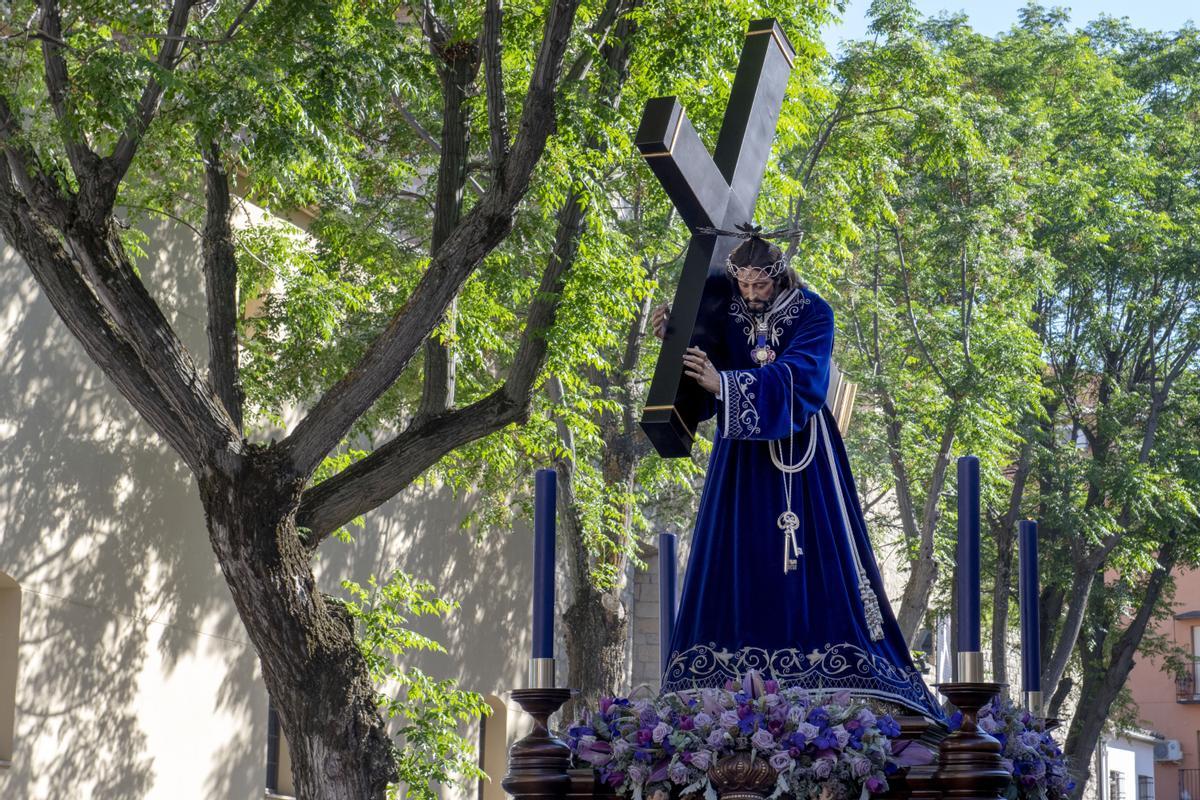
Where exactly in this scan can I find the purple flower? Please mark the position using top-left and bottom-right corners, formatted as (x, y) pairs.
(652, 722), (672, 744)
(812, 756), (835, 779)
(694, 712), (713, 730)
(700, 690), (724, 716)
(768, 751), (793, 773)
(706, 730), (728, 749)
(577, 739), (613, 766)
(866, 776), (886, 793)
(668, 761), (690, 785)
(750, 729), (776, 752)
(690, 750), (712, 771)
(627, 764), (647, 785)
(764, 679), (780, 694)
(832, 725), (851, 748)
(719, 710), (739, 730)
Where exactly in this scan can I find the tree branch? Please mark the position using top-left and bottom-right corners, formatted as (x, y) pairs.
(414, 36), (481, 424)
(392, 101), (485, 198)
(560, 0), (626, 86)
(0, 166), (209, 470)
(482, 0), (509, 171)
(280, 0), (584, 480)
(104, 0), (195, 209)
(38, 0), (99, 181)
(879, 391), (921, 549)
(0, 93), (69, 226)
(296, 184), (588, 544)
(893, 225), (951, 391)
(201, 141), (243, 433)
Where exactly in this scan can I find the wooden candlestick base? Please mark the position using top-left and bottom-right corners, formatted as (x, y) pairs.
(933, 683), (1010, 800)
(502, 688), (574, 800)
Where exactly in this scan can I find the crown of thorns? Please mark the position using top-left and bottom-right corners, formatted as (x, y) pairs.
(694, 222), (801, 280)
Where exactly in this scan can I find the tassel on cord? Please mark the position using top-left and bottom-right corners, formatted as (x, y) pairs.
(859, 581), (885, 642)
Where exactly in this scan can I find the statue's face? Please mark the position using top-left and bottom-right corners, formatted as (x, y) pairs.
(735, 269), (777, 314)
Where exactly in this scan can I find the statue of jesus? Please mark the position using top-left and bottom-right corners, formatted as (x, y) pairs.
(651, 228), (942, 720)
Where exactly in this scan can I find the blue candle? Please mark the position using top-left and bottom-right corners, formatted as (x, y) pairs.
(1019, 519), (1041, 693)
(659, 532), (678, 675)
(532, 468), (556, 659)
(956, 456), (981, 654)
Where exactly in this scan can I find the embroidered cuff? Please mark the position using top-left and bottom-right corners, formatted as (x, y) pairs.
(720, 370), (761, 438)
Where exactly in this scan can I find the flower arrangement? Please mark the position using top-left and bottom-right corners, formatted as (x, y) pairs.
(949, 697), (1074, 800)
(566, 673), (926, 800)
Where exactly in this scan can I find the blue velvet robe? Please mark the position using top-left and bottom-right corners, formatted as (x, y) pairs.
(661, 284), (943, 720)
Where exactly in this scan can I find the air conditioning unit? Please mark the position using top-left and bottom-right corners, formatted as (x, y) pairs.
(1154, 739), (1184, 762)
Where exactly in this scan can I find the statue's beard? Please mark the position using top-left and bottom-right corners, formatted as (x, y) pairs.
(746, 296), (772, 314)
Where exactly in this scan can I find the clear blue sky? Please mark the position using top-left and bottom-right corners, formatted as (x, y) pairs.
(821, 0), (1197, 52)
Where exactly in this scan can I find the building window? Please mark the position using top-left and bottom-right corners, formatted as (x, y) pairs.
(0, 572), (18, 766)
(1137, 774), (1153, 800)
(266, 702), (295, 798)
(1110, 770), (1124, 800)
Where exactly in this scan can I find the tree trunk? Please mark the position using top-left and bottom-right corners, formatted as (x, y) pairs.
(198, 447), (396, 800)
(885, 396), (957, 643)
(1064, 533), (1178, 800)
(556, 458), (629, 718)
(989, 436), (1032, 688)
(1042, 559), (1098, 707)
(564, 586), (629, 711)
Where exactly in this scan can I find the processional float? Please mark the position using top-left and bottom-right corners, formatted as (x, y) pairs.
(500, 20), (1047, 800)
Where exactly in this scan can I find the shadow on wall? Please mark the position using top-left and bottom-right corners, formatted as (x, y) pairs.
(316, 481), (535, 702)
(1, 213), (545, 798)
(0, 223), (263, 799)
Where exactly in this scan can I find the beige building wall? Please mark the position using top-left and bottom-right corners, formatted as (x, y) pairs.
(0, 217), (538, 799)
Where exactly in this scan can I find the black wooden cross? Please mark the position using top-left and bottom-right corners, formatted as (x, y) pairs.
(636, 19), (795, 457)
